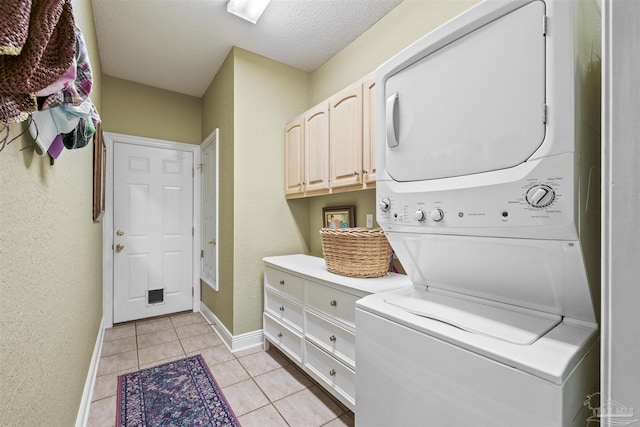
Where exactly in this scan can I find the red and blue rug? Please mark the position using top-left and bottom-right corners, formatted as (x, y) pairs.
(117, 354), (240, 426)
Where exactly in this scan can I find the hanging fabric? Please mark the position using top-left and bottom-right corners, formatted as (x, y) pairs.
(0, 0), (76, 124)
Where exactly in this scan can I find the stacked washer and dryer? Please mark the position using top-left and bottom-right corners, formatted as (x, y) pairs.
(355, 0), (601, 425)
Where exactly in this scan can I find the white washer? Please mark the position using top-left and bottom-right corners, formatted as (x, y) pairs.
(355, 0), (602, 425)
(356, 287), (599, 426)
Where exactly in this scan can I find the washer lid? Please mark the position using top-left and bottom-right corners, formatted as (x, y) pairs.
(385, 290), (561, 345)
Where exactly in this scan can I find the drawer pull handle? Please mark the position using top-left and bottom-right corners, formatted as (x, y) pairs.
(329, 369), (336, 376)
(330, 300), (337, 307)
(329, 335), (336, 342)
(277, 332), (283, 338)
(279, 306), (285, 311)
(279, 280), (285, 285)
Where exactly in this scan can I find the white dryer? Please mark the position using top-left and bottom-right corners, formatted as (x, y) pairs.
(355, 0), (602, 425)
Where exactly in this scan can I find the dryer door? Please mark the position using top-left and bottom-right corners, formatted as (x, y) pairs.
(384, 1), (546, 182)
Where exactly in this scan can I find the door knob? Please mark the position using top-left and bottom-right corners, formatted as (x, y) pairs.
(116, 229), (124, 236)
(208, 240), (216, 245)
(115, 243), (124, 252)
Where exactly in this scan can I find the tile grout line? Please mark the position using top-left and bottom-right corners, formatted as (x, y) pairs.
(95, 313), (353, 427)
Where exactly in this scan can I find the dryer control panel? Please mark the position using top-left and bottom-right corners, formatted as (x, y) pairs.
(377, 153), (577, 240)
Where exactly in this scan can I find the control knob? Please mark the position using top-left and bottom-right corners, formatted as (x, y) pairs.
(526, 185), (556, 208)
(378, 197), (391, 212)
(430, 209), (444, 222)
(414, 209), (426, 222)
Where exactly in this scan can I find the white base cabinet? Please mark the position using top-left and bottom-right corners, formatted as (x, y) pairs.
(262, 254), (412, 412)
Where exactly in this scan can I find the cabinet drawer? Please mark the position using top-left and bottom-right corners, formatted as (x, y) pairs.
(305, 310), (355, 369)
(264, 267), (304, 301)
(263, 313), (303, 365)
(304, 340), (355, 411)
(265, 289), (303, 333)
(306, 281), (358, 328)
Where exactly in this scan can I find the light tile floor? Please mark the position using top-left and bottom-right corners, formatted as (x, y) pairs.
(87, 311), (355, 427)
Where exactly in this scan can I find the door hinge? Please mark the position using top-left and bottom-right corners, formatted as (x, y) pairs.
(192, 168), (195, 177)
(542, 103), (547, 124)
(192, 227), (195, 237)
(542, 15), (547, 36)
(200, 249), (204, 258)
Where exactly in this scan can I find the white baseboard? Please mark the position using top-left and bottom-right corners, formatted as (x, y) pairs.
(199, 302), (263, 353)
(75, 316), (106, 427)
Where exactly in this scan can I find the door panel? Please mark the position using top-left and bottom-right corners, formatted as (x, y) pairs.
(285, 118), (305, 196)
(385, 1), (546, 181)
(201, 130), (218, 290)
(330, 84), (363, 189)
(305, 104), (330, 192)
(113, 142), (193, 323)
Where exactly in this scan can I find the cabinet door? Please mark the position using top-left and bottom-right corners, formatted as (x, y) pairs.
(363, 78), (376, 185)
(285, 117), (305, 196)
(305, 103), (330, 193)
(330, 83), (363, 189)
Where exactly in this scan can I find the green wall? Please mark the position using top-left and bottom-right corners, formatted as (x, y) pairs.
(0, 0), (104, 424)
(102, 75), (201, 145)
(201, 49), (236, 332)
(232, 48), (310, 334)
(201, 48), (309, 335)
(309, 0), (478, 104)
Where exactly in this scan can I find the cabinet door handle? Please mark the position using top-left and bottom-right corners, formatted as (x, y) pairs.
(329, 369), (336, 376)
(277, 332), (283, 338)
(363, 169), (368, 174)
(279, 306), (285, 311)
(330, 300), (337, 307)
(329, 335), (336, 342)
(279, 280), (285, 285)
(353, 170), (360, 176)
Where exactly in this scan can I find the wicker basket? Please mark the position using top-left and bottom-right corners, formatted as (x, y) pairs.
(319, 228), (393, 278)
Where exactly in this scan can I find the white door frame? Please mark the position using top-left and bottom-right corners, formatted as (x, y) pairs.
(200, 129), (219, 291)
(102, 132), (201, 328)
(601, 0), (640, 415)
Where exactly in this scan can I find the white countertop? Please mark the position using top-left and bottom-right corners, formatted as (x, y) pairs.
(263, 254), (412, 296)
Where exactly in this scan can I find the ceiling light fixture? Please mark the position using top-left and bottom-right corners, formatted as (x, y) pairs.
(227, 0), (271, 24)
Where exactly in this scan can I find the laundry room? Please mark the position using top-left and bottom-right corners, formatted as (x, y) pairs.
(1, 0), (638, 426)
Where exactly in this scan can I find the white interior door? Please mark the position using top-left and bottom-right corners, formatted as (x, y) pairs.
(113, 141), (194, 323)
(200, 129), (218, 291)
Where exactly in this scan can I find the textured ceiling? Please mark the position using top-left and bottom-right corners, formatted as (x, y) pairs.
(91, 0), (404, 97)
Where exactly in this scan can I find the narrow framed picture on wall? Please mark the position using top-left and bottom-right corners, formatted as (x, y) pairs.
(93, 124), (105, 222)
(322, 205), (355, 229)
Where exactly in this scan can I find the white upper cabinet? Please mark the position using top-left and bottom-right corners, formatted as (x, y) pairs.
(304, 103), (330, 194)
(285, 116), (305, 197)
(330, 83), (363, 189)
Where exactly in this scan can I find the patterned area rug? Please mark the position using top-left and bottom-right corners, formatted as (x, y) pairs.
(117, 354), (240, 426)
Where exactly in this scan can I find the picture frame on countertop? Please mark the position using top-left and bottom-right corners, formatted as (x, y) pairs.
(322, 205), (355, 229)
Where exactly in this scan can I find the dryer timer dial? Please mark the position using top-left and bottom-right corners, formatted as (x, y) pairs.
(378, 197), (391, 212)
(526, 184), (556, 208)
